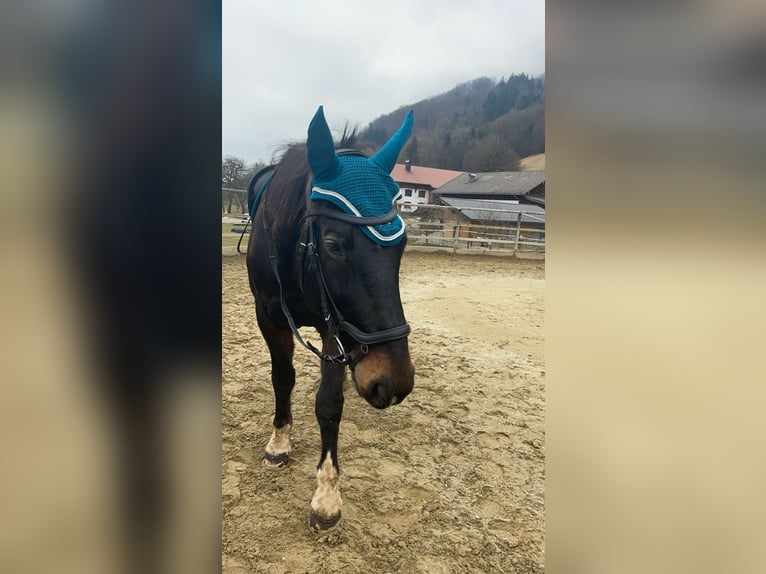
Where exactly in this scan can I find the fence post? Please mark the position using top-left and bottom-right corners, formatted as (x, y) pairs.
(453, 210), (462, 253)
(513, 212), (522, 253)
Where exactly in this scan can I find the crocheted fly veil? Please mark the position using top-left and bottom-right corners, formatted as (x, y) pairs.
(307, 106), (414, 246)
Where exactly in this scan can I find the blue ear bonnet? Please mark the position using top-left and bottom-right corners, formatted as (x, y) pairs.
(307, 106), (413, 246)
(310, 155), (404, 245)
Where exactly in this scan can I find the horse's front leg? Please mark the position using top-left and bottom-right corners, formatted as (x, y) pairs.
(256, 304), (295, 467)
(309, 340), (345, 532)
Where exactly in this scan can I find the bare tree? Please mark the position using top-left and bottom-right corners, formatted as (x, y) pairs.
(222, 156), (247, 214)
(237, 161), (268, 214)
(464, 133), (519, 172)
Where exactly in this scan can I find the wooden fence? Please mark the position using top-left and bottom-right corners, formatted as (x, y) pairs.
(223, 189), (545, 257)
(399, 204), (544, 256)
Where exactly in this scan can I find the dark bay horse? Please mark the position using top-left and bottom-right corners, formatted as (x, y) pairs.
(246, 106), (415, 531)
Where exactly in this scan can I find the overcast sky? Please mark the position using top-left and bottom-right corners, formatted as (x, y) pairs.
(223, 0), (544, 165)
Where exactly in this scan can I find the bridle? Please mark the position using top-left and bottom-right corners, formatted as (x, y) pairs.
(261, 149), (411, 366)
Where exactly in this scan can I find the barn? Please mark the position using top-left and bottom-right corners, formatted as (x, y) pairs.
(431, 170), (545, 206)
(429, 170), (546, 250)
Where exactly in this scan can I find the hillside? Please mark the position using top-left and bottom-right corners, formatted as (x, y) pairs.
(357, 74), (544, 173)
(520, 153), (545, 170)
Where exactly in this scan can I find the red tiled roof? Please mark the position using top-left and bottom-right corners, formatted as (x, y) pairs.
(391, 163), (463, 189)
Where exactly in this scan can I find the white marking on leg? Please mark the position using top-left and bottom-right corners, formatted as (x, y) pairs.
(265, 424), (291, 457)
(310, 454), (342, 520)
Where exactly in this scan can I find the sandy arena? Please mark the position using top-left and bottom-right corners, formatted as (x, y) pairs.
(222, 250), (545, 573)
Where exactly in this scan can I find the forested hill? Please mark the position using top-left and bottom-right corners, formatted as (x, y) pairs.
(357, 74), (544, 173)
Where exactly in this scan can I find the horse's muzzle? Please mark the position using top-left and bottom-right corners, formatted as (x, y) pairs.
(352, 344), (414, 409)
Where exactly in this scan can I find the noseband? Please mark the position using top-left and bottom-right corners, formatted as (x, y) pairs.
(261, 149), (410, 366)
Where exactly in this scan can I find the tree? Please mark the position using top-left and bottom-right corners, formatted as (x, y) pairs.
(357, 74), (544, 172)
(237, 161), (267, 214)
(492, 104), (545, 159)
(444, 127), (476, 170)
(404, 136), (419, 163)
(222, 155), (247, 214)
(464, 133), (519, 173)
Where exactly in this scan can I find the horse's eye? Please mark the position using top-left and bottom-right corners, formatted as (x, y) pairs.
(324, 239), (343, 256)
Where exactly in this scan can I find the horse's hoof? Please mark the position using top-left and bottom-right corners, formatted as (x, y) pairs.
(263, 451), (289, 468)
(309, 511), (341, 533)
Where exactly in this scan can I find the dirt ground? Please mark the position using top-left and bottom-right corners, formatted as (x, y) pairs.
(222, 250), (545, 573)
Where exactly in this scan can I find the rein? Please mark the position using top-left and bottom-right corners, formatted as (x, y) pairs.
(259, 149), (410, 366)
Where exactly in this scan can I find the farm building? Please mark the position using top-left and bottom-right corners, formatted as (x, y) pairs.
(395, 167), (545, 251)
(432, 170), (545, 207)
(434, 197), (546, 247)
(438, 197), (545, 227)
(414, 170), (546, 250)
(391, 161), (463, 211)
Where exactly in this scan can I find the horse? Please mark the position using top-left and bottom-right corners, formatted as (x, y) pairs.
(246, 106), (416, 531)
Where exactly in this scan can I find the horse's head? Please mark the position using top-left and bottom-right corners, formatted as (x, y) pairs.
(305, 106), (415, 409)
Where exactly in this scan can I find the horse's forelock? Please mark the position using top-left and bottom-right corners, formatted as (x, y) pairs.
(338, 123), (358, 149)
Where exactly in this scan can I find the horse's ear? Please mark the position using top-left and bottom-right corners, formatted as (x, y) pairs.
(371, 110), (414, 173)
(307, 106), (340, 181)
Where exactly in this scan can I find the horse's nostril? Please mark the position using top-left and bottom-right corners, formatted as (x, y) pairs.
(368, 379), (393, 410)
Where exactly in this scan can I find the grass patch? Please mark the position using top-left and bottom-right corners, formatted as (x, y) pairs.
(222, 234), (244, 248)
(222, 218), (250, 250)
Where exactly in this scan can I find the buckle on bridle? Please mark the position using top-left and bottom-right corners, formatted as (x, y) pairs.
(333, 335), (346, 358)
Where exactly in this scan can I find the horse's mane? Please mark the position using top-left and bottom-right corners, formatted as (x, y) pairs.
(338, 124), (358, 149)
